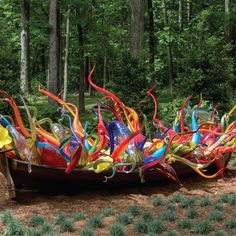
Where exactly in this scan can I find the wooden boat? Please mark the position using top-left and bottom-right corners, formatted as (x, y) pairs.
(0, 152), (232, 198)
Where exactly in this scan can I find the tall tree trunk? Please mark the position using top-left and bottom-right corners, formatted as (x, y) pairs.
(147, 0), (155, 71)
(20, 0), (30, 95)
(178, 0), (183, 31)
(77, 22), (85, 113)
(103, 49), (107, 89)
(48, 0), (60, 104)
(162, 0), (174, 93)
(187, 0), (192, 23)
(131, 0), (145, 56)
(63, 8), (70, 102)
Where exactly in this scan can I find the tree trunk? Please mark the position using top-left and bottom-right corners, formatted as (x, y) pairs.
(187, 0), (192, 23)
(20, 0), (30, 95)
(131, 0), (145, 56)
(147, 0), (155, 70)
(162, 0), (174, 93)
(178, 0), (183, 31)
(77, 22), (85, 113)
(63, 8), (70, 102)
(48, 0), (60, 104)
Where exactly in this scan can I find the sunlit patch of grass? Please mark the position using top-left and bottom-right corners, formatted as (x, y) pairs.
(116, 212), (133, 225)
(211, 230), (228, 236)
(30, 214), (46, 227)
(73, 212), (86, 221)
(208, 211), (223, 222)
(4, 219), (24, 236)
(101, 208), (114, 217)
(194, 220), (212, 234)
(126, 204), (141, 217)
(179, 197), (196, 208)
(161, 210), (176, 222)
(80, 227), (94, 236)
(186, 208), (198, 219)
(164, 230), (180, 236)
(88, 215), (104, 228)
(152, 196), (165, 206)
(177, 219), (192, 229)
(225, 219), (236, 229)
(109, 223), (125, 236)
(200, 196), (212, 207)
(1, 210), (14, 225)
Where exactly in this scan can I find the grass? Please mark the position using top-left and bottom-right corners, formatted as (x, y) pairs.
(214, 202), (224, 211)
(4, 219), (24, 236)
(177, 219), (192, 229)
(30, 214), (46, 227)
(88, 215), (104, 228)
(186, 208), (198, 219)
(109, 224), (125, 236)
(101, 208), (114, 217)
(1, 211), (14, 225)
(225, 219), (236, 229)
(161, 210), (176, 222)
(80, 227), (95, 236)
(148, 219), (165, 234)
(179, 197), (196, 208)
(126, 204), (141, 217)
(116, 212), (133, 225)
(40, 222), (55, 235)
(152, 196), (165, 206)
(170, 194), (185, 203)
(164, 230), (180, 236)
(166, 203), (176, 211)
(194, 220), (212, 234)
(211, 230), (228, 236)
(24, 228), (41, 236)
(200, 196), (212, 207)
(208, 211), (223, 222)
(55, 213), (74, 232)
(73, 212), (86, 221)
(134, 218), (149, 234)
(141, 212), (155, 222)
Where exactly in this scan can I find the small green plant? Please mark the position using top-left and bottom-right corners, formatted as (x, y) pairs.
(58, 218), (75, 232)
(179, 198), (195, 208)
(211, 230), (228, 236)
(164, 230), (180, 236)
(208, 211), (223, 222)
(148, 219), (165, 234)
(80, 227), (94, 236)
(39, 222), (55, 235)
(109, 223), (125, 236)
(161, 210), (176, 222)
(152, 196), (165, 206)
(101, 208), (114, 217)
(88, 215), (104, 228)
(194, 220), (212, 234)
(200, 196), (212, 207)
(30, 214), (46, 227)
(228, 194), (236, 205)
(116, 212), (133, 225)
(166, 203), (176, 211)
(126, 204), (141, 217)
(1, 211), (13, 225)
(4, 219), (24, 236)
(55, 212), (66, 225)
(225, 219), (236, 229)
(170, 194), (185, 203)
(141, 212), (155, 222)
(219, 194), (230, 203)
(134, 218), (149, 233)
(186, 208), (198, 219)
(177, 219), (192, 229)
(24, 228), (41, 236)
(73, 212), (86, 221)
(214, 202), (224, 211)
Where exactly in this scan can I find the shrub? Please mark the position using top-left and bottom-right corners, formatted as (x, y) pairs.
(30, 215), (46, 227)
(148, 219), (165, 234)
(211, 230), (228, 236)
(194, 220), (212, 234)
(73, 212), (86, 221)
(152, 196), (165, 206)
(166, 204), (176, 211)
(214, 203), (224, 211)
(126, 205), (141, 217)
(101, 208), (114, 217)
(88, 215), (104, 228)
(186, 208), (198, 219)
(134, 218), (149, 233)
(208, 211), (223, 222)
(109, 224), (125, 236)
(1, 211), (14, 225)
(200, 196), (212, 207)
(24, 228), (41, 236)
(58, 218), (75, 233)
(4, 219), (24, 236)
(141, 212), (155, 222)
(219, 194), (230, 203)
(179, 198), (196, 208)
(116, 213), (133, 225)
(177, 219), (192, 229)
(170, 194), (184, 203)
(55, 212), (66, 225)
(225, 219), (236, 229)
(161, 210), (176, 222)
(39, 222), (55, 235)
(80, 227), (94, 236)
(228, 194), (236, 206)
(164, 230), (180, 236)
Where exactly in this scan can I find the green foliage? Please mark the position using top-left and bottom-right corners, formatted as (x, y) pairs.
(179, 198), (196, 209)
(24, 228), (41, 236)
(166, 203), (176, 211)
(152, 196), (165, 206)
(148, 219), (165, 234)
(101, 208), (114, 217)
(134, 218), (149, 234)
(80, 227), (95, 236)
(88, 215), (104, 228)
(211, 230), (228, 236)
(55, 212), (74, 232)
(225, 219), (236, 229)
(214, 202), (224, 211)
(30, 214), (46, 227)
(186, 208), (198, 219)
(141, 212), (155, 222)
(164, 230), (180, 236)
(199, 196), (212, 207)
(73, 212), (86, 221)
(161, 210), (176, 222)
(219, 194), (231, 203)
(109, 224), (125, 236)
(208, 211), (223, 222)
(1, 211), (14, 225)
(39, 222), (55, 235)
(194, 220), (212, 234)
(177, 219), (192, 229)
(116, 212), (133, 225)
(126, 205), (141, 217)
(170, 194), (184, 203)
(4, 219), (24, 236)
(55, 212), (67, 225)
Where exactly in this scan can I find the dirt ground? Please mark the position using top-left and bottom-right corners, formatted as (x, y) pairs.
(0, 159), (235, 235)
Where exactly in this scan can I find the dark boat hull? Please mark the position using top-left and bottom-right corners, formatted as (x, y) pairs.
(7, 152), (232, 189)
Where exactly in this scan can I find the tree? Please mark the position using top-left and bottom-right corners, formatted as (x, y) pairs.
(178, 0), (183, 31)
(20, 0), (30, 94)
(131, 0), (145, 56)
(48, 0), (60, 104)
